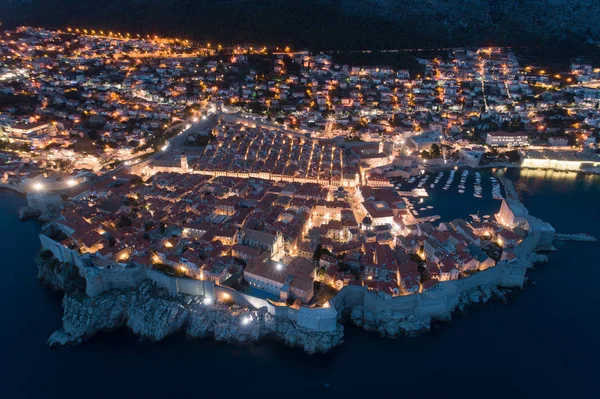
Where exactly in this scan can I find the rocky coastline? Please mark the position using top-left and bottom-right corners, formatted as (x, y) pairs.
(346, 285), (517, 338)
(18, 205), (42, 221)
(19, 203), (60, 222)
(37, 255), (344, 354)
(38, 249), (549, 353)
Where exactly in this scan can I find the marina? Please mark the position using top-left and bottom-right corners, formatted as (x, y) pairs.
(394, 168), (508, 222)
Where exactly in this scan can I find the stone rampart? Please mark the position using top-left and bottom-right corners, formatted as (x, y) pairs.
(39, 234), (337, 333)
(332, 259), (527, 325)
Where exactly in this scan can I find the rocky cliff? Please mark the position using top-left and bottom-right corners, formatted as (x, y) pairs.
(37, 246), (542, 352)
(348, 285), (514, 337)
(38, 256), (343, 354)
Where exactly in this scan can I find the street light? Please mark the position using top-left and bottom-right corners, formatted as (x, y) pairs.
(203, 296), (214, 305)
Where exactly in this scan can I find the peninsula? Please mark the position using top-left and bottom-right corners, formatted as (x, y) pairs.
(0, 27), (597, 353)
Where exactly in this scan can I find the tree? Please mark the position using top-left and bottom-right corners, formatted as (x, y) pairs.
(505, 150), (521, 163)
(430, 143), (441, 158)
(56, 159), (73, 172)
(313, 243), (332, 261)
(317, 267), (326, 278)
(409, 253), (424, 267)
(313, 244), (323, 261)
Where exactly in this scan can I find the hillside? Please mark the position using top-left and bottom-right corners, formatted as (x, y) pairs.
(3, 0), (600, 54)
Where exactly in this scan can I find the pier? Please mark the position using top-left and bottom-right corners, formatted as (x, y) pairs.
(397, 189), (429, 197)
(403, 214), (441, 225)
(554, 233), (598, 242)
(498, 177), (519, 201)
(415, 215), (441, 223)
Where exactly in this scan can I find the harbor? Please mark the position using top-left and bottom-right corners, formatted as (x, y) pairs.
(394, 167), (509, 223)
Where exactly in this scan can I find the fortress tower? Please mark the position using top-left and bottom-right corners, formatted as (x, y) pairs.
(180, 152), (188, 171)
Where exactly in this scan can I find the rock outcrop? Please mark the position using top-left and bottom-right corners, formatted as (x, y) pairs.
(350, 305), (431, 337)
(457, 285), (511, 312)
(18, 205), (42, 221)
(36, 236), (543, 352)
(38, 256), (343, 354)
(346, 284), (514, 338)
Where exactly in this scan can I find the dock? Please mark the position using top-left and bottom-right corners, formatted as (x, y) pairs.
(498, 177), (519, 201)
(404, 214), (441, 225)
(554, 233), (598, 242)
(397, 189), (429, 197)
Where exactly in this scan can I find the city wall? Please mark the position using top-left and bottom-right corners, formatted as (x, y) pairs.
(38, 193), (546, 336)
(39, 232), (531, 334)
(331, 258), (528, 323)
(39, 234), (336, 332)
(213, 285), (337, 332)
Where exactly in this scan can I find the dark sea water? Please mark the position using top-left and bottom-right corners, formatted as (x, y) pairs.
(2, 169), (599, 398)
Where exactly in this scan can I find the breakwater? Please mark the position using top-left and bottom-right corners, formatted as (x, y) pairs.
(498, 176), (519, 200)
(554, 233), (597, 242)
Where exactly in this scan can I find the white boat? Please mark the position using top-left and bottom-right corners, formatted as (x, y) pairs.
(458, 189), (465, 194)
(470, 212), (481, 222)
(412, 188), (428, 197)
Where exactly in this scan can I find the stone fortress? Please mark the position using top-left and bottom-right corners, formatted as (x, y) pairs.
(37, 193), (554, 352)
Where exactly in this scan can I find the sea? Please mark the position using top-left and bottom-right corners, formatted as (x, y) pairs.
(1, 168), (599, 398)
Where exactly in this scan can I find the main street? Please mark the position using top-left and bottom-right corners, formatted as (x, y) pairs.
(33, 111), (219, 195)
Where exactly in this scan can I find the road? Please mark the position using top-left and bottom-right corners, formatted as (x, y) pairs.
(162, 113), (219, 156)
(54, 112), (218, 195)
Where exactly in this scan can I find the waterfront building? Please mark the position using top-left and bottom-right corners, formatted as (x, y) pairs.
(496, 199), (529, 229)
(458, 147), (485, 167)
(485, 131), (530, 147)
(522, 150), (600, 172)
